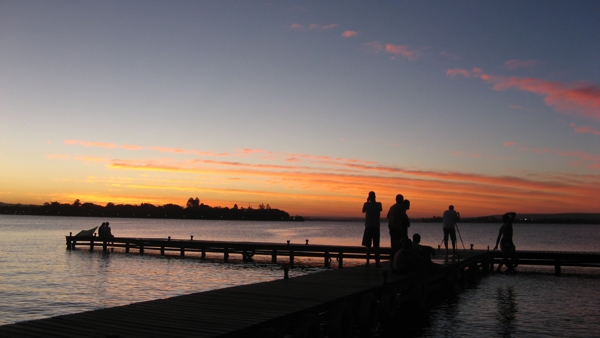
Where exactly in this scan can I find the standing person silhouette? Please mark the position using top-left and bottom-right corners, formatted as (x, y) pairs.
(387, 194), (406, 264)
(362, 191), (382, 267)
(494, 212), (517, 273)
(442, 205), (459, 256)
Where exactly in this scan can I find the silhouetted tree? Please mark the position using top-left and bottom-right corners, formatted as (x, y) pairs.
(186, 197), (200, 208)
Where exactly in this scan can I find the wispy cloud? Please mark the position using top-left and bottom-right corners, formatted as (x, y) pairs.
(102, 155), (600, 216)
(65, 139), (145, 150)
(341, 30), (358, 38)
(385, 43), (420, 60)
(570, 123), (600, 136)
(309, 23), (338, 30)
(289, 23), (338, 31)
(148, 146), (190, 154)
(505, 59), (544, 70)
(447, 68), (600, 120)
(65, 140), (118, 148)
(505, 141), (600, 170)
(55, 140), (600, 216)
(288, 23), (305, 31)
(363, 42), (421, 60)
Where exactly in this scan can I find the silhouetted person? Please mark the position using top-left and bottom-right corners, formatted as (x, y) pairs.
(392, 238), (425, 274)
(362, 191), (382, 267)
(98, 222), (107, 237)
(494, 212), (517, 273)
(412, 233), (436, 264)
(387, 194), (407, 263)
(99, 221), (114, 241)
(442, 205), (459, 255)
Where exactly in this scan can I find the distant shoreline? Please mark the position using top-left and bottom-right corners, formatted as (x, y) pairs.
(295, 213), (600, 224)
(0, 202), (304, 222)
(1, 202), (598, 224)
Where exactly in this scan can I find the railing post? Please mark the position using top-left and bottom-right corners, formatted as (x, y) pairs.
(338, 252), (343, 268)
(201, 248), (206, 260)
(66, 234), (72, 250)
(125, 242), (130, 253)
(555, 258), (561, 276)
(180, 247), (185, 257)
(271, 249), (277, 263)
(224, 247), (229, 263)
(324, 251), (330, 268)
(160, 246), (165, 256)
(289, 249), (294, 268)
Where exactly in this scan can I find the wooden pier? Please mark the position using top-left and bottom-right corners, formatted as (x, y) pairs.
(1, 236), (598, 337)
(65, 235), (397, 268)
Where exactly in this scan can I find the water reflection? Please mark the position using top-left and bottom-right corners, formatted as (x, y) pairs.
(495, 286), (518, 336)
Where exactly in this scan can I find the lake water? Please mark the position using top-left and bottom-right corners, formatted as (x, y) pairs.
(1, 215), (599, 337)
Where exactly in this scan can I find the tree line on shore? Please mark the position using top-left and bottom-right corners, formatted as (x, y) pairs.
(0, 198), (304, 221)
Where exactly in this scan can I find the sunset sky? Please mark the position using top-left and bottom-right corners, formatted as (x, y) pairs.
(1, 1), (599, 218)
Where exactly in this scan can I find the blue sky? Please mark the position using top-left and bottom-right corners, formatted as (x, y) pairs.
(1, 1), (599, 217)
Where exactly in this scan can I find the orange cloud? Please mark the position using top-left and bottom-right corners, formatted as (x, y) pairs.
(65, 140), (119, 148)
(341, 30), (357, 38)
(509, 143), (600, 170)
(570, 123), (600, 136)
(47, 140), (600, 217)
(385, 44), (419, 60)
(505, 59), (544, 70)
(490, 77), (600, 120)
(447, 68), (600, 120)
(65, 139), (145, 150)
(148, 146), (190, 154)
(122, 144), (145, 150)
(100, 152), (600, 217)
(193, 150), (230, 156)
(446, 67), (482, 78)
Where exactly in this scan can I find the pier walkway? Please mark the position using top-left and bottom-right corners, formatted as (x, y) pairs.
(2, 236), (599, 337)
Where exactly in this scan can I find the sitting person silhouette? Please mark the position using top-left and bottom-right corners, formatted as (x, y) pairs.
(392, 238), (426, 274)
(411, 233), (436, 264)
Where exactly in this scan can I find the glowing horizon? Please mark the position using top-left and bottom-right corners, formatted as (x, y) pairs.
(1, 2), (598, 218)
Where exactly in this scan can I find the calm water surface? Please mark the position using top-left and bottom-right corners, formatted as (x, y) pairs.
(1, 215), (599, 336)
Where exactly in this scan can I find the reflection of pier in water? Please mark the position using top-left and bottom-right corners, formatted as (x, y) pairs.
(1, 236), (599, 337)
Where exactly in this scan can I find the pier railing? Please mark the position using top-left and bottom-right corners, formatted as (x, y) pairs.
(66, 235), (392, 268)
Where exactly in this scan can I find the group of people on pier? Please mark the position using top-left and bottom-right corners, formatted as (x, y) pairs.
(361, 191), (518, 273)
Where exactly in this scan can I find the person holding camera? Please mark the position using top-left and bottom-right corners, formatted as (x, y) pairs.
(362, 191), (382, 267)
(442, 205), (459, 255)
